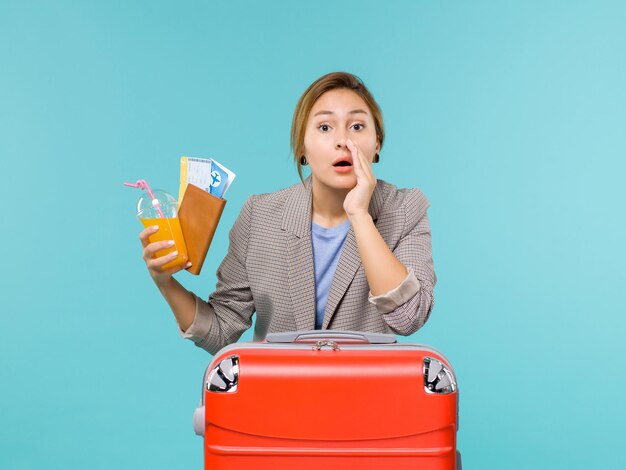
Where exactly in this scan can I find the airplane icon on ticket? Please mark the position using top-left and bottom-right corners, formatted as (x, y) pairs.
(210, 171), (222, 187)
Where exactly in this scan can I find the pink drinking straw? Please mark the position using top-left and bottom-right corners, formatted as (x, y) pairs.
(124, 179), (166, 219)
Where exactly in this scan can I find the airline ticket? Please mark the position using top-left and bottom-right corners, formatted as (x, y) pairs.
(179, 156), (236, 203)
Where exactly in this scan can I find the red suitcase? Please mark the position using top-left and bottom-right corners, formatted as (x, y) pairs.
(193, 331), (459, 469)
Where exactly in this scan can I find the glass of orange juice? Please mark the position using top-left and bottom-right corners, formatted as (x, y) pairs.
(137, 189), (189, 271)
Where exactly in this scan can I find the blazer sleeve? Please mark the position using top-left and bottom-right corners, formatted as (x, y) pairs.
(181, 195), (257, 354)
(372, 189), (436, 335)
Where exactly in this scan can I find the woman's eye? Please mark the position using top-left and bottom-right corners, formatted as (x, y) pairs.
(319, 124), (330, 132)
(352, 123), (364, 131)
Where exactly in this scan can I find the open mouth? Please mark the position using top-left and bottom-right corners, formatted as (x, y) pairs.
(332, 157), (353, 167)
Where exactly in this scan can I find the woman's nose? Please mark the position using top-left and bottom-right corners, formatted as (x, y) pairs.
(334, 126), (349, 149)
(335, 138), (347, 150)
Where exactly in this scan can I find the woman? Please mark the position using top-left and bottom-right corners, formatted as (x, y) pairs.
(139, 72), (436, 355)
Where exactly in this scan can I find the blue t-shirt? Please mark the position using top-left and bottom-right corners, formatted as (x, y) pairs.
(311, 219), (351, 329)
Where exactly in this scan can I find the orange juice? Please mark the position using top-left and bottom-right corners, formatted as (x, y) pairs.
(140, 217), (189, 270)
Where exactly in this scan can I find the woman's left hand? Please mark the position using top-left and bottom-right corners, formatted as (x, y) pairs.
(343, 139), (377, 219)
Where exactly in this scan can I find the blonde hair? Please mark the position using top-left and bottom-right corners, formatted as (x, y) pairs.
(290, 72), (385, 181)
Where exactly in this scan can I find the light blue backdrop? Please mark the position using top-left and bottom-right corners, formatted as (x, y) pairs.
(1, 1), (625, 468)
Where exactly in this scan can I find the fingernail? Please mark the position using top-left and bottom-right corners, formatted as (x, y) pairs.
(167, 240), (175, 246)
(186, 262), (192, 268)
(152, 225), (159, 231)
(171, 251), (178, 257)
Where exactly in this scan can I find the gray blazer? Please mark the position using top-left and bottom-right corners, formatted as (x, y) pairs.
(182, 178), (436, 355)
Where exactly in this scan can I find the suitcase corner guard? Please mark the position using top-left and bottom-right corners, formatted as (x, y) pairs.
(424, 356), (457, 394)
(207, 356), (240, 393)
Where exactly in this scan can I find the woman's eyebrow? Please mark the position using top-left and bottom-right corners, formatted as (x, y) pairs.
(313, 109), (369, 117)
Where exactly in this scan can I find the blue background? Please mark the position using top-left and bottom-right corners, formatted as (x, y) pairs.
(1, 1), (625, 468)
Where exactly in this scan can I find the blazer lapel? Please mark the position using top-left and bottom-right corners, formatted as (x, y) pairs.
(322, 181), (387, 329)
(282, 178), (316, 331)
(321, 228), (360, 328)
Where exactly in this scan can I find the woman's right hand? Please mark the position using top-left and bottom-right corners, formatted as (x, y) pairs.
(139, 225), (191, 286)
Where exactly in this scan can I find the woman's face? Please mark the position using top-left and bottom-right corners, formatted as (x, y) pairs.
(303, 88), (380, 190)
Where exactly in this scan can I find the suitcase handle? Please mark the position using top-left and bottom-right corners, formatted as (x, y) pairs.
(265, 330), (397, 344)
